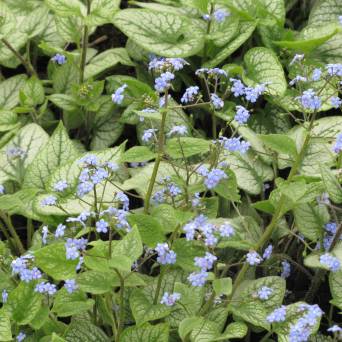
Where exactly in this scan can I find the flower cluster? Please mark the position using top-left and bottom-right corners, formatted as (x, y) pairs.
(319, 253), (340, 272)
(112, 84), (127, 104)
(196, 165), (228, 190)
(257, 286), (273, 300)
(229, 78), (266, 103)
(51, 53), (66, 65)
(333, 133), (342, 153)
(35, 281), (57, 295)
(160, 292), (181, 306)
(246, 251), (263, 266)
(218, 136), (250, 154)
(152, 176), (182, 204)
(65, 238), (87, 261)
(64, 279), (78, 293)
(297, 89), (321, 110)
(11, 255), (42, 282)
(289, 304), (323, 342)
(181, 86), (199, 104)
(234, 105), (250, 124)
(267, 305), (287, 323)
(281, 260), (291, 279)
(155, 243), (177, 265)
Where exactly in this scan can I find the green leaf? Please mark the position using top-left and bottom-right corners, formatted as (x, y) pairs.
(112, 226), (143, 262)
(216, 216), (263, 251)
(204, 21), (256, 68)
(172, 239), (205, 271)
(213, 278), (232, 296)
(34, 243), (79, 280)
(0, 110), (19, 132)
(0, 123), (49, 184)
(259, 134), (298, 158)
(45, 0), (86, 17)
(329, 270), (342, 310)
(0, 3), (15, 40)
(6, 282), (42, 325)
(308, 0), (342, 26)
(52, 288), (94, 317)
(77, 270), (117, 294)
(120, 323), (169, 342)
(63, 318), (108, 341)
(209, 15), (240, 47)
(224, 150), (274, 195)
(293, 203), (329, 241)
(213, 321), (248, 341)
(86, 0), (120, 26)
(51, 333), (67, 342)
(113, 9), (205, 57)
(127, 214), (165, 248)
(0, 311), (11, 341)
(84, 48), (134, 80)
(130, 289), (172, 325)
(320, 164), (342, 204)
(189, 319), (221, 342)
(243, 47), (287, 96)
(49, 94), (79, 112)
(20, 6), (50, 39)
(214, 169), (240, 202)
(20, 76), (45, 107)
(30, 306), (49, 330)
(23, 121), (79, 190)
(0, 74), (27, 109)
(166, 137), (210, 159)
(122, 146), (157, 163)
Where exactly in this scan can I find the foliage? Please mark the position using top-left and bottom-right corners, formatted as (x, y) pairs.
(0, 0), (341, 341)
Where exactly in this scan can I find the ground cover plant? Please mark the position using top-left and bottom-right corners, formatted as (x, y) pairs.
(0, 0), (341, 341)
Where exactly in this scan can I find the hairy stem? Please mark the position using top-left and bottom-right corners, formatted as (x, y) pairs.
(114, 269), (125, 341)
(79, 0), (91, 84)
(0, 212), (25, 254)
(1, 38), (37, 77)
(144, 93), (168, 213)
(153, 266), (167, 305)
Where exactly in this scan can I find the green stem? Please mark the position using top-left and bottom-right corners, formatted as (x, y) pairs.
(230, 113), (317, 297)
(153, 266), (167, 305)
(27, 218), (33, 248)
(1, 38), (37, 77)
(144, 93), (168, 213)
(0, 212), (25, 254)
(79, 0), (91, 84)
(114, 269), (125, 342)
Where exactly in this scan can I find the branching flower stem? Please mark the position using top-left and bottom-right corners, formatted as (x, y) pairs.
(79, 0), (91, 84)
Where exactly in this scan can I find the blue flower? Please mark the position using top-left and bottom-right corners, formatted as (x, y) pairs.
(6, 146), (26, 159)
(331, 96), (342, 108)
(194, 252), (217, 271)
(204, 168), (227, 189)
(289, 75), (307, 86)
(210, 93), (224, 109)
(115, 192), (129, 211)
(55, 224), (66, 238)
(311, 68), (322, 81)
(155, 243), (176, 265)
(35, 281), (57, 295)
(230, 78), (245, 97)
(297, 89), (321, 110)
(160, 292), (181, 306)
(142, 128), (157, 142)
(246, 251), (263, 265)
(281, 260), (291, 278)
(64, 279), (78, 293)
(167, 125), (188, 136)
(0, 184), (4, 195)
(53, 180), (68, 192)
(96, 219), (109, 233)
(289, 54), (304, 66)
(52, 53), (66, 65)
(257, 286), (273, 300)
(42, 226), (48, 245)
(2, 289), (8, 303)
(263, 244), (273, 260)
(111, 84), (127, 104)
(40, 195), (57, 207)
(328, 325), (342, 333)
(326, 63), (342, 77)
(219, 222), (234, 237)
(332, 133), (342, 153)
(219, 136), (250, 154)
(213, 8), (230, 23)
(234, 105), (250, 124)
(154, 72), (175, 92)
(16, 332), (26, 342)
(266, 306), (287, 323)
(325, 222), (337, 234)
(181, 86), (199, 103)
(320, 253), (340, 272)
(77, 181), (93, 197)
(79, 154), (99, 166)
(188, 270), (208, 287)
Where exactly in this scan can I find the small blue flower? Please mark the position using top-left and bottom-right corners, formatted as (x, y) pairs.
(155, 243), (177, 265)
(42, 226), (48, 245)
(219, 222), (234, 237)
(331, 96), (342, 108)
(202, 14), (211, 21)
(115, 191), (129, 211)
(263, 244), (273, 260)
(213, 8), (230, 23)
(339, 15), (342, 25)
(194, 252), (217, 271)
(16, 332), (26, 342)
(155, 72), (175, 92)
(2, 289), (8, 303)
(6, 146), (26, 159)
(297, 89), (321, 110)
(0, 184), (4, 195)
(332, 133), (342, 153)
(160, 292), (181, 306)
(320, 253), (340, 272)
(326, 63), (342, 77)
(289, 54), (304, 66)
(234, 105), (250, 124)
(52, 53), (66, 65)
(325, 222), (337, 234)
(181, 86), (199, 103)
(266, 306), (287, 323)
(79, 154), (98, 166)
(167, 125), (188, 136)
(40, 195), (57, 207)
(188, 270), (208, 287)
(53, 180), (68, 192)
(289, 75), (307, 86)
(96, 219), (109, 233)
(328, 325), (342, 333)
(230, 78), (245, 97)
(246, 251), (262, 266)
(204, 168), (227, 189)
(64, 279), (78, 293)
(311, 68), (322, 81)
(210, 93), (224, 109)
(142, 128), (157, 142)
(35, 281), (57, 295)
(257, 286), (273, 300)
(55, 224), (66, 238)
(112, 84), (127, 104)
(281, 260), (291, 278)
(77, 181), (93, 197)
